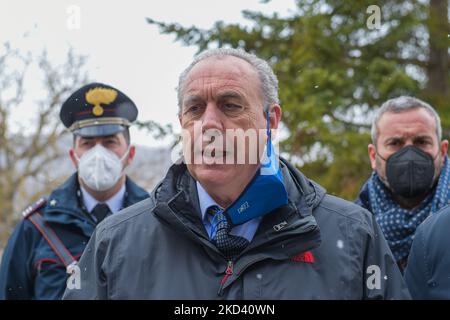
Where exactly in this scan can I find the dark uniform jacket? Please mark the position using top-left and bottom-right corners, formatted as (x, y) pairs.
(404, 205), (450, 299)
(63, 159), (410, 299)
(0, 173), (149, 300)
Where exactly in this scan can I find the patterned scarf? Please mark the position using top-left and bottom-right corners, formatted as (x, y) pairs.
(367, 156), (450, 262)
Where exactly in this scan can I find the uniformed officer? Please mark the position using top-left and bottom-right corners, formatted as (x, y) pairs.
(0, 82), (150, 299)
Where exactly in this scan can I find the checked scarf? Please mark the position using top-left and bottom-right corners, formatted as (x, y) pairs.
(367, 156), (450, 262)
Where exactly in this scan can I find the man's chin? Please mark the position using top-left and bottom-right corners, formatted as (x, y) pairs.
(189, 164), (236, 185)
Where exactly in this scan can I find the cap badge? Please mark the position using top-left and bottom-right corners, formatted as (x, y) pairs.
(85, 87), (118, 117)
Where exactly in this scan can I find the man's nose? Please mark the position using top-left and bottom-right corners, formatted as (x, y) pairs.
(94, 140), (105, 148)
(201, 103), (224, 132)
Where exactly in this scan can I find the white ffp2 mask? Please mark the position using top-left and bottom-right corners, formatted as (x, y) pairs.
(75, 144), (129, 191)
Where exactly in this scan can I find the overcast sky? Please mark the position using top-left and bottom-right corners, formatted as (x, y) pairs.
(1, 0), (296, 147)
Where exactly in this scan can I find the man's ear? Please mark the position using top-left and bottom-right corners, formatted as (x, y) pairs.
(125, 145), (136, 166)
(267, 105), (282, 141)
(440, 139), (449, 164)
(368, 144), (377, 170)
(269, 105), (282, 130)
(69, 149), (78, 168)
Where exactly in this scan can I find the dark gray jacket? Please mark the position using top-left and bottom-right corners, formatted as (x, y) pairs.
(404, 205), (450, 299)
(63, 159), (410, 299)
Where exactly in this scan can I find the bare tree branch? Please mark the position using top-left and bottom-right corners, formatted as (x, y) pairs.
(0, 45), (89, 244)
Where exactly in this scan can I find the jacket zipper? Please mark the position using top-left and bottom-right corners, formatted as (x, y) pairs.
(215, 232), (319, 296)
(217, 260), (233, 296)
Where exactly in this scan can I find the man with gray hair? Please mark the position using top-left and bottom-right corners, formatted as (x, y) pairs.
(64, 48), (409, 299)
(356, 96), (449, 272)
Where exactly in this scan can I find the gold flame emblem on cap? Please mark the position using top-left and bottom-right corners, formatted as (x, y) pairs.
(85, 87), (118, 117)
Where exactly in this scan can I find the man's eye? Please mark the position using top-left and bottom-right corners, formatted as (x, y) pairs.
(223, 103), (242, 111)
(81, 141), (93, 147)
(185, 105), (202, 114)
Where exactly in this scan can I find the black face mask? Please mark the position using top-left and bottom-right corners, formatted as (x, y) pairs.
(378, 145), (438, 198)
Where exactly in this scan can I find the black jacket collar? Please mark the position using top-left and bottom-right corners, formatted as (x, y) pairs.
(44, 173), (149, 236)
(152, 159), (323, 262)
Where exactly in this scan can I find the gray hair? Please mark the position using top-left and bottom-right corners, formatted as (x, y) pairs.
(177, 48), (279, 115)
(371, 96), (442, 146)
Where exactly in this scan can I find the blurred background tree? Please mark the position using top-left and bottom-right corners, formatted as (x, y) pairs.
(0, 44), (173, 249)
(147, 0), (450, 199)
(0, 44), (89, 245)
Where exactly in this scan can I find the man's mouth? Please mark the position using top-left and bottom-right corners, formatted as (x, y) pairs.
(202, 148), (228, 158)
(190, 146), (232, 164)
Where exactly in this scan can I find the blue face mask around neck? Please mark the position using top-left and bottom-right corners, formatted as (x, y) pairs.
(214, 110), (289, 227)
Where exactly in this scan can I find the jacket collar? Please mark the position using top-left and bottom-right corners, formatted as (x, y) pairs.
(152, 159), (323, 262)
(44, 173), (149, 236)
(355, 179), (371, 211)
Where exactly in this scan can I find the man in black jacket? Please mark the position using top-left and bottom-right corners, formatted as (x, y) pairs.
(356, 96), (449, 272)
(64, 49), (409, 299)
(404, 205), (450, 299)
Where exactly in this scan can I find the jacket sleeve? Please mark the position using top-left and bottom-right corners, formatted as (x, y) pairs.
(362, 212), (411, 300)
(404, 225), (428, 299)
(62, 223), (108, 300)
(0, 220), (36, 299)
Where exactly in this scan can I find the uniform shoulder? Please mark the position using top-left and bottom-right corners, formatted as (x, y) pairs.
(21, 198), (47, 219)
(5, 200), (48, 247)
